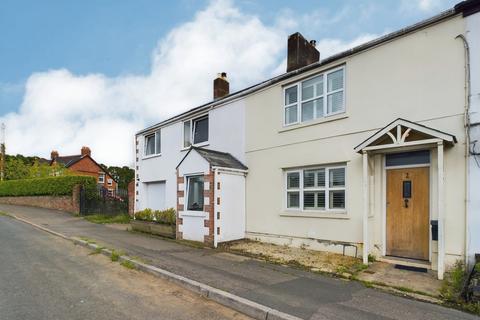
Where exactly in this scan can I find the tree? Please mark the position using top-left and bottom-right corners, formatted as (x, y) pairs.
(101, 165), (134, 189)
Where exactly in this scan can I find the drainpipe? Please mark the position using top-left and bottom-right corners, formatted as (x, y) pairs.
(455, 34), (471, 267)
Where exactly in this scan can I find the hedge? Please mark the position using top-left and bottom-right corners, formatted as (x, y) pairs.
(134, 208), (176, 225)
(0, 176), (97, 197)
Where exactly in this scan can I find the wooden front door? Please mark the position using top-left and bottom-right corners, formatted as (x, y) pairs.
(386, 167), (429, 260)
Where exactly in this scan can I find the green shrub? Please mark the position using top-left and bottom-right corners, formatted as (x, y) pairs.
(134, 208), (176, 225)
(0, 176), (97, 197)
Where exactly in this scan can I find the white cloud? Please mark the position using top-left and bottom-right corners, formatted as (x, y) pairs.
(0, 0), (380, 167)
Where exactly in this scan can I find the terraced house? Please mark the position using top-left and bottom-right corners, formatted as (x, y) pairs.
(135, 0), (480, 279)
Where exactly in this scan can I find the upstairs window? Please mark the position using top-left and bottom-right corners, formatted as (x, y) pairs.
(284, 66), (345, 126)
(145, 130), (161, 156)
(98, 172), (105, 184)
(285, 165), (346, 211)
(183, 115), (209, 148)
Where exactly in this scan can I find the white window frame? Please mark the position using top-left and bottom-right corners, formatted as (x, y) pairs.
(98, 172), (105, 184)
(284, 165), (346, 212)
(144, 129), (161, 157)
(283, 66), (345, 126)
(183, 115), (209, 149)
(107, 178), (113, 186)
(185, 174), (205, 212)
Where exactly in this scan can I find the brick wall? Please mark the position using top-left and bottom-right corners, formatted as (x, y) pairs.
(0, 185), (81, 214)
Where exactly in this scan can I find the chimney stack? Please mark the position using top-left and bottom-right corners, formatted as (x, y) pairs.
(51, 150), (59, 160)
(213, 72), (229, 100)
(81, 146), (91, 157)
(286, 32), (320, 72)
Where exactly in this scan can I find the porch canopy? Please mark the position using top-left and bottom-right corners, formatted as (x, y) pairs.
(354, 118), (456, 280)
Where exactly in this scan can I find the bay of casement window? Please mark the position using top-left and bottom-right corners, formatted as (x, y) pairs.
(285, 165), (346, 212)
(283, 66), (345, 126)
(144, 129), (161, 157)
(183, 115), (209, 148)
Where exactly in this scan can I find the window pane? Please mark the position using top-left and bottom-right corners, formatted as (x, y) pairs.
(183, 121), (191, 148)
(302, 75), (323, 100)
(285, 105), (298, 124)
(327, 69), (343, 92)
(187, 176), (204, 211)
(301, 101), (314, 122)
(317, 191), (326, 209)
(385, 150), (430, 167)
(329, 190), (345, 209)
(193, 117), (208, 144)
(329, 168), (345, 187)
(303, 170), (315, 188)
(155, 130), (161, 154)
(303, 192), (315, 209)
(315, 97), (324, 118)
(285, 86), (298, 105)
(287, 172), (300, 189)
(317, 169), (325, 187)
(287, 192), (300, 208)
(327, 91), (343, 113)
(145, 134), (155, 155)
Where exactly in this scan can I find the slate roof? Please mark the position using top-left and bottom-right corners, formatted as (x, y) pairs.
(51, 155), (84, 167)
(177, 147), (248, 171)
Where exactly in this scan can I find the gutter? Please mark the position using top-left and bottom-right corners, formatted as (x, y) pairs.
(455, 33), (471, 267)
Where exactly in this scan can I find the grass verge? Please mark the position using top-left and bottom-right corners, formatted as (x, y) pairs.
(84, 213), (131, 224)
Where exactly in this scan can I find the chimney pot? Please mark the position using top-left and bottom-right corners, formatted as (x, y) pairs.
(51, 150), (59, 160)
(81, 146), (91, 157)
(213, 72), (229, 100)
(287, 32), (320, 72)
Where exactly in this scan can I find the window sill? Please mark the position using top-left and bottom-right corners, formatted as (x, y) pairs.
(280, 210), (349, 219)
(142, 153), (162, 160)
(180, 210), (207, 218)
(279, 113), (348, 133)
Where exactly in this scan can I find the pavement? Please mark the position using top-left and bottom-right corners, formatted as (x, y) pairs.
(0, 215), (250, 320)
(1, 204), (478, 320)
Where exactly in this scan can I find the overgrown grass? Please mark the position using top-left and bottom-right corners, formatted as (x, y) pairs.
(110, 250), (124, 262)
(0, 211), (12, 217)
(120, 260), (136, 269)
(440, 260), (480, 315)
(84, 214), (131, 224)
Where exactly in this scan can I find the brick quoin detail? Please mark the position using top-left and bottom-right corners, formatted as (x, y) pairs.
(203, 169), (215, 246)
(176, 170), (184, 240)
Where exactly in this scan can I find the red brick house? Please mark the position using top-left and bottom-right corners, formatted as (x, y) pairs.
(50, 147), (118, 194)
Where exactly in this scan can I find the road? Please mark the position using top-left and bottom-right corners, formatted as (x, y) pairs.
(1, 204), (478, 320)
(0, 215), (250, 320)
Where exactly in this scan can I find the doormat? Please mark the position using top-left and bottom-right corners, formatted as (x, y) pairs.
(394, 264), (428, 273)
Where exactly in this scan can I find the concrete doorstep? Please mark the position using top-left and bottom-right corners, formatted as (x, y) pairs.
(11, 214), (303, 320)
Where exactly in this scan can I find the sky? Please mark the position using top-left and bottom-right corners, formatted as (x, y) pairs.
(0, 0), (459, 167)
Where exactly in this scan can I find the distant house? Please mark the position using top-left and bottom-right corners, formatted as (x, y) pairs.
(50, 146), (117, 194)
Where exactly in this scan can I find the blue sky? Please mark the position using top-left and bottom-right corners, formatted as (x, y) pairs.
(0, 0), (458, 165)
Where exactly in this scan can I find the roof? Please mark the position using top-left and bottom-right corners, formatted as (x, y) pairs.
(51, 155), (83, 167)
(51, 154), (118, 182)
(137, 0), (478, 136)
(354, 118), (457, 153)
(177, 146), (248, 171)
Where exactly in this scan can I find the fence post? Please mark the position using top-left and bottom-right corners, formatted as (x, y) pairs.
(128, 180), (135, 217)
(72, 184), (82, 215)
